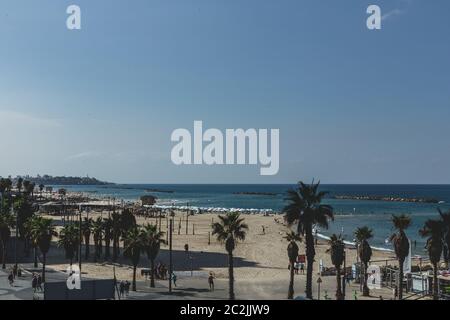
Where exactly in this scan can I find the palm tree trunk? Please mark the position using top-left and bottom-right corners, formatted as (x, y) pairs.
(288, 261), (295, 299)
(150, 258), (155, 288)
(336, 266), (343, 300)
(305, 228), (315, 299)
(398, 260), (404, 300)
(228, 251), (235, 300)
(93, 240), (98, 263)
(85, 238), (90, 260)
(105, 238), (110, 259)
(444, 245), (449, 269)
(362, 262), (370, 296)
(1, 242), (6, 269)
(132, 265), (137, 291)
(112, 238), (118, 262)
(34, 247), (38, 268)
(42, 253), (47, 283)
(433, 262), (439, 300)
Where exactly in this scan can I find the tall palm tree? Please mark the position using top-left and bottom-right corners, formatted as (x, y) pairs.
(31, 217), (56, 282)
(16, 177), (23, 194)
(0, 212), (14, 269)
(92, 217), (104, 262)
(389, 214), (411, 300)
(354, 226), (373, 296)
(58, 224), (80, 266)
(212, 212), (248, 300)
(327, 234), (345, 300)
(111, 212), (122, 262)
(103, 217), (112, 260)
(142, 224), (165, 288)
(283, 181), (334, 299)
(419, 219), (444, 300)
(38, 184), (45, 199)
(438, 209), (450, 268)
(22, 180), (30, 195)
(0, 178), (10, 213)
(123, 227), (145, 291)
(82, 218), (93, 260)
(284, 231), (301, 299)
(24, 216), (40, 268)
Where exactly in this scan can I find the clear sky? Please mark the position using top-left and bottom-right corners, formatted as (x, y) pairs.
(1, 0), (449, 184)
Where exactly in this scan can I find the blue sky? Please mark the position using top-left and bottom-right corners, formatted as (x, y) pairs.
(0, 0), (450, 184)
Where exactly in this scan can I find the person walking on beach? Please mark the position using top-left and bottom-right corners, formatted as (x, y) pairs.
(262, 226), (265, 235)
(208, 272), (215, 291)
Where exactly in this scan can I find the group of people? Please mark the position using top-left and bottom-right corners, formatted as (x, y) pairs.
(118, 280), (130, 298)
(7, 265), (23, 286)
(288, 261), (305, 275)
(155, 262), (169, 280)
(31, 273), (44, 292)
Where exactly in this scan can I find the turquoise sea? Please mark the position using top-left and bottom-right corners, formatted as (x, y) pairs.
(53, 184), (450, 255)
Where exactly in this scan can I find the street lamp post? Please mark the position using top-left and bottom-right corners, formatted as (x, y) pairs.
(343, 249), (346, 299)
(169, 217), (173, 294)
(11, 194), (18, 271)
(79, 205), (82, 275)
(186, 202), (189, 235)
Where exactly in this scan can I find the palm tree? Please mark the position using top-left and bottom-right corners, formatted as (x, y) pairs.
(0, 212), (14, 269)
(58, 224), (80, 266)
(438, 209), (450, 268)
(82, 218), (93, 260)
(111, 212), (122, 262)
(284, 231), (301, 299)
(212, 212), (248, 300)
(23, 180), (30, 195)
(38, 184), (45, 199)
(31, 217), (56, 282)
(327, 234), (345, 300)
(142, 224), (165, 288)
(354, 226), (373, 296)
(389, 214), (411, 300)
(92, 217), (104, 262)
(16, 177), (23, 194)
(0, 178), (10, 213)
(283, 181), (334, 299)
(103, 217), (112, 260)
(419, 219), (444, 300)
(24, 216), (40, 268)
(123, 227), (145, 291)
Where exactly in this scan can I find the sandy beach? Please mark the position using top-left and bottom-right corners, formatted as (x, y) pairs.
(40, 207), (402, 299)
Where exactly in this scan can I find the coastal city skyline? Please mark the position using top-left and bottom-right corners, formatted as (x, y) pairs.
(1, 0), (450, 184)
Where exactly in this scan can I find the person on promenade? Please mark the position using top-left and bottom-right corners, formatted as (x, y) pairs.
(32, 274), (38, 292)
(125, 280), (130, 296)
(171, 272), (177, 287)
(119, 281), (125, 297)
(37, 274), (43, 291)
(8, 272), (14, 286)
(208, 272), (215, 291)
